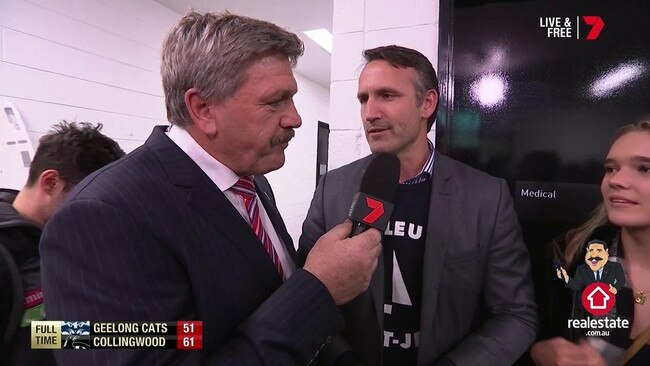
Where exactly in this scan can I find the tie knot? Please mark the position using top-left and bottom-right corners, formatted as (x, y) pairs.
(231, 177), (256, 199)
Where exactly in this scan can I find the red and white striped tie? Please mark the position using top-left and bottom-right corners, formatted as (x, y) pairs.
(230, 177), (284, 278)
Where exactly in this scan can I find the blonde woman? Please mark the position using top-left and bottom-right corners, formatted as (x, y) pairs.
(531, 120), (650, 366)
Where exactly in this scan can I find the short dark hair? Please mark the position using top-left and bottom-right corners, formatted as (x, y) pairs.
(587, 239), (608, 251)
(27, 121), (125, 189)
(363, 45), (440, 132)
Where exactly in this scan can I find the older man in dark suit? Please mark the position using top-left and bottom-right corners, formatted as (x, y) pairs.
(40, 12), (381, 366)
(299, 46), (537, 366)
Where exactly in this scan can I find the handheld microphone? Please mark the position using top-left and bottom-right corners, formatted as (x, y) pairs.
(348, 153), (400, 237)
(553, 258), (562, 271)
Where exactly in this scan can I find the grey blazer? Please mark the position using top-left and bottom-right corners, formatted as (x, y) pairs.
(299, 152), (537, 366)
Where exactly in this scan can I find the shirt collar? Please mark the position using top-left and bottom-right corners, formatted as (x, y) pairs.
(166, 126), (240, 192)
(401, 139), (435, 185)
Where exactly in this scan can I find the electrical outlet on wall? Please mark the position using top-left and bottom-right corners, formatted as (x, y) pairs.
(0, 102), (35, 189)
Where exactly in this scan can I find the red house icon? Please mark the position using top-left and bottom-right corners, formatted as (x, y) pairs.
(587, 286), (610, 309)
(582, 283), (615, 316)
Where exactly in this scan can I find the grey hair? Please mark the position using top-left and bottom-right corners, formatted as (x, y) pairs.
(160, 12), (304, 127)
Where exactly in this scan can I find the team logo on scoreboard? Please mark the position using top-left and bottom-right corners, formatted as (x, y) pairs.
(61, 321), (91, 349)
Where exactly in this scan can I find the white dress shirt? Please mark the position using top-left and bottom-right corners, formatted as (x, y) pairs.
(167, 126), (295, 279)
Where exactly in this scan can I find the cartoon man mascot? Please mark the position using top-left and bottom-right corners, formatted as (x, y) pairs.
(557, 239), (626, 294)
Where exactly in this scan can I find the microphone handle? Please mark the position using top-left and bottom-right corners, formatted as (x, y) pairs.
(350, 221), (369, 238)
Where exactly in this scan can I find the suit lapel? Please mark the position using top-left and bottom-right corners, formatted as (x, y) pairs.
(185, 182), (282, 285)
(253, 176), (299, 264)
(583, 266), (596, 283)
(145, 126), (282, 287)
(418, 153), (454, 356)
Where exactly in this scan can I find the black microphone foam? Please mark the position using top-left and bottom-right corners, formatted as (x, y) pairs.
(348, 153), (400, 237)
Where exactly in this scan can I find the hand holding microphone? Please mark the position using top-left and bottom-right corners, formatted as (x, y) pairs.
(347, 153), (400, 237)
(304, 220), (382, 305)
(304, 153), (400, 305)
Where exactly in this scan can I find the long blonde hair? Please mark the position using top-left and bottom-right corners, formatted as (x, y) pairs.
(561, 118), (650, 265)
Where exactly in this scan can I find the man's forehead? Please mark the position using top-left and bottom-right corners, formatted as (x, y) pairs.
(361, 60), (415, 75)
(359, 61), (416, 91)
(588, 243), (606, 250)
(243, 55), (295, 78)
(236, 57), (297, 94)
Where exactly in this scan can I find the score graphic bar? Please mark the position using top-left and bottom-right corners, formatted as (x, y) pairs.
(31, 321), (203, 350)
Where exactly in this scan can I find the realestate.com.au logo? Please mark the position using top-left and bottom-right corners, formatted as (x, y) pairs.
(567, 282), (629, 337)
(539, 16), (604, 40)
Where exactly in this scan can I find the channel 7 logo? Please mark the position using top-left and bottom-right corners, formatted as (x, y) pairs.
(539, 15), (604, 40)
(583, 16), (604, 40)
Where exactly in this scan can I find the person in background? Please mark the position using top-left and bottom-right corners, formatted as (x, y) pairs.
(531, 119), (650, 366)
(0, 121), (124, 365)
(39, 12), (381, 366)
(299, 45), (537, 366)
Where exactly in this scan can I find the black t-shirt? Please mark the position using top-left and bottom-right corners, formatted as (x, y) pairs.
(383, 180), (431, 366)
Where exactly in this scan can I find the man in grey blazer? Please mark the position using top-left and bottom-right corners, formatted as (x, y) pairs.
(40, 12), (381, 365)
(299, 46), (537, 366)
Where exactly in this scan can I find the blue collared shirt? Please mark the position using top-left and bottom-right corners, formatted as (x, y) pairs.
(401, 139), (435, 185)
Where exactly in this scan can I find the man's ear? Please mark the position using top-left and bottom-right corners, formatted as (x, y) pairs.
(420, 89), (438, 120)
(38, 170), (65, 195)
(185, 88), (218, 137)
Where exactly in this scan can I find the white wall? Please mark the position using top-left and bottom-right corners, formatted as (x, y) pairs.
(0, 0), (178, 153)
(0, 0), (330, 246)
(329, 0), (440, 169)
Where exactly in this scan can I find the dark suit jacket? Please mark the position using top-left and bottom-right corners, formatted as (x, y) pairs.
(40, 126), (343, 365)
(565, 261), (626, 292)
(299, 153), (537, 366)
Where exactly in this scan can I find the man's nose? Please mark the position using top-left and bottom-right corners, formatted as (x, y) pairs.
(282, 99), (302, 129)
(363, 97), (381, 122)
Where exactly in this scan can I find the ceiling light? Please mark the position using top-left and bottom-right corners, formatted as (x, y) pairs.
(590, 61), (646, 98)
(470, 74), (507, 108)
(303, 28), (332, 54)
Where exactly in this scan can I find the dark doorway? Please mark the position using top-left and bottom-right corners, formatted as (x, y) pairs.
(317, 121), (330, 186)
(437, 0), (650, 250)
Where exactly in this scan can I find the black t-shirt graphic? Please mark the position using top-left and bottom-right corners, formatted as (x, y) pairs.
(383, 181), (431, 366)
